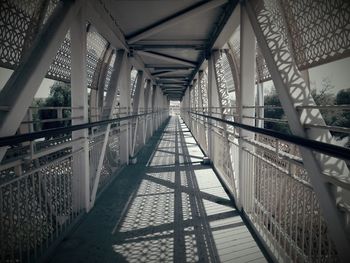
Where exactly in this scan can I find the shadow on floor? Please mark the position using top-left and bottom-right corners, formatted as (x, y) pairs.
(49, 117), (266, 263)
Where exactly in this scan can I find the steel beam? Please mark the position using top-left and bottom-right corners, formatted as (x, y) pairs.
(137, 51), (197, 67)
(71, 3), (90, 212)
(127, 0), (228, 44)
(238, 7), (256, 211)
(90, 50), (128, 207)
(0, 0), (80, 162)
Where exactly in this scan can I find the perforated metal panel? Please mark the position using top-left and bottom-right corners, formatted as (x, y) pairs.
(281, 0), (350, 69)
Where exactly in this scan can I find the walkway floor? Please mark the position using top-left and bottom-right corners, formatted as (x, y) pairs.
(50, 116), (268, 263)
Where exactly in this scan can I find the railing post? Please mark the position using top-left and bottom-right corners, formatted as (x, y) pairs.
(71, 3), (90, 212)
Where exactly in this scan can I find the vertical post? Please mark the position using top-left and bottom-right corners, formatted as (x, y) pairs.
(144, 80), (152, 141)
(71, 4), (90, 212)
(151, 85), (157, 133)
(238, 7), (256, 211)
(130, 70), (144, 158)
(207, 56), (214, 161)
(119, 52), (131, 165)
(256, 82), (264, 128)
(207, 52), (221, 162)
(188, 85), (192, 131)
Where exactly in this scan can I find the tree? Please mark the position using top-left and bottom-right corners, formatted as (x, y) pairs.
(39, 82), (71, 130)
(264, 90), (290, 134)
(334, 88), (350, 140)
(31, 98), (45, 131)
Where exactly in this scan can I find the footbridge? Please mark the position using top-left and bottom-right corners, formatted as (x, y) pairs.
(0, 0), (350, 262)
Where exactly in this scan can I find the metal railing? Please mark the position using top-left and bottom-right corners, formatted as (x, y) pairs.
(0, 109), (168, 262)
(184, 109), (349, 262)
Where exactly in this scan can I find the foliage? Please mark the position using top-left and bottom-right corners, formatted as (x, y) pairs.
(31, 98), (45, 131)
(263, 90), (290, 134)
(39, 82), (71, 130)
(263, 79), (350, 145)
(334, 88), (350, 139)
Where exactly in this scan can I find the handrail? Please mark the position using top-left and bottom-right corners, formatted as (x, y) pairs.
(189, 111), (350, 161)
(0, 111), (161, 147)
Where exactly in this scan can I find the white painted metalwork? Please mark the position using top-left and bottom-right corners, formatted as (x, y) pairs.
(1, 0), (350, 262)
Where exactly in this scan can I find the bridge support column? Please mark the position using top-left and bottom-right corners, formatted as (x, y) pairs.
(71, 4), (90, 212)
(131, 71), (145, 158)
(144, 80), (153, 142)
(90, 50), (128, 206)
(237, 7), (256, 211)
(119, 53), (131, 165)
(207, 51), (220, 162)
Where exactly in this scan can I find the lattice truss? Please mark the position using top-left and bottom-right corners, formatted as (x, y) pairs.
(0, 0), (59, 69)
(0, 0), (115, 89)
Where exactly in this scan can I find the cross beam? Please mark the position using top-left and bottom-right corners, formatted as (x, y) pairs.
(127, 0), (228, 44)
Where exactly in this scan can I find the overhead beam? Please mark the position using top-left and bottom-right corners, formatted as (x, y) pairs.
(212, 4), (240, 49)
(129, 53), (155, 82)
(158, 80), (188, 84)
(145, 64), (195, 69)
(127, 0), (228, 44)
(86, 0), (127, 49)
(130, 44), (204, 50)
(158, 76), (189, 79)
(135, 39), (206, 46)
(152, 70), (192, 77)
(137, 51), (197, 67)
(189, 0), (239, 83)
(159, 84), (186, 88)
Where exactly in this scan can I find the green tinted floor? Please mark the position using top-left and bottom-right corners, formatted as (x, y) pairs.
(49, 116), (268, 263)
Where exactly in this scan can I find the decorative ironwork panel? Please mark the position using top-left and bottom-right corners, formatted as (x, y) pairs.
(0, 155), (75, 262)
(46, 32), (71, 82)
(256, 46), (271, 83)
(104, 53), (116, 91)
(200, 69), (208, 109)
(228, 27), (272, 84)
(0, 2), (111, 85)
(130, 69), (138, 98)
(86, 27), (108, 88)
(0, 0), (59, 69)
(280, 0), (350, 69)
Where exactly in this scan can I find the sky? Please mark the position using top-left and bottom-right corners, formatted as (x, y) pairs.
(0, 57), (349, 100)
(263, 57), (350, 96)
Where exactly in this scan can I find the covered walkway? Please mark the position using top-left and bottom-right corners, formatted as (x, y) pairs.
(1, 0), (350, 262)
(50, 116), (268, 263)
